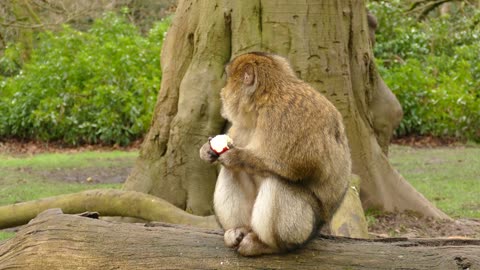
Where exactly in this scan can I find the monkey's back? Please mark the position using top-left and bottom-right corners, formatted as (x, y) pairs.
(256, 81), (351, 219)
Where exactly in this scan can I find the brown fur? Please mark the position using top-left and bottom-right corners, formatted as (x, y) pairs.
(199, 52), (351, 256)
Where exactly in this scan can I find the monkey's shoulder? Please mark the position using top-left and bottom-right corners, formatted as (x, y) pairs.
(266, 89), (340, 126)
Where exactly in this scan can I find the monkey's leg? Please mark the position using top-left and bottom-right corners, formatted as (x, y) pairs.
(213, 167), (256, 248)
(238, 178), (318, 256)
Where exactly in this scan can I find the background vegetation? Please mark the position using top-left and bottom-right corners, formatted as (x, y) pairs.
(1, 1), (478, 145)
(0, 12), (170, 145)
(369, 0), (480, 142)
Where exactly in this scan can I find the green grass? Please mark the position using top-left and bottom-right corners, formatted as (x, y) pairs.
(0, 150), (137, 241)
(389, 144), (480, 219)
(0, 151), (137, 169)
(0, 151), (137, 206)
(0, 231), (15, 241)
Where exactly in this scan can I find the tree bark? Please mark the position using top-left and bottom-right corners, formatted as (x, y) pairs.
(0, 209), (478, 270)
(329, 175), (368, 238)
(123, 0), (231, 215)
(124, 0), (449, 219)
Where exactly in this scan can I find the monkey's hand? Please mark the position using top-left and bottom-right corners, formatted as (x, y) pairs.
(218, 148), (292, 180)
(199, 141), (219, 163)
(217, 148), (250, 171)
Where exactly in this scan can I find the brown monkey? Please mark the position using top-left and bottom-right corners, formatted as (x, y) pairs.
(199, 52), (351, 256)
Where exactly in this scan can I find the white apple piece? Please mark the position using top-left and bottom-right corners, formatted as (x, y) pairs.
(209, 134), (233, 155)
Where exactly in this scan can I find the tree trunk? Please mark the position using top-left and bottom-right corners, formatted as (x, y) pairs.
(1, 209), (478, 270)
(124, 0), (449, 219)
(123, 0), (231, 215)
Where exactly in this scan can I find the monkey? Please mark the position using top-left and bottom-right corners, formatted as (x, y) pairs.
(199, 52), (351, 256)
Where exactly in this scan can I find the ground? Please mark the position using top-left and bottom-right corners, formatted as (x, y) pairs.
(0, 139), (139, 184)
(368, 211), (480, 239)
(0, 138), (479, 239)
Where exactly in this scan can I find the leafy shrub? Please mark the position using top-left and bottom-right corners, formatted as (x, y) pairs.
(0, 13), (171, 145)
(369, 1), (480, 141)
(0, 43), (24, 77)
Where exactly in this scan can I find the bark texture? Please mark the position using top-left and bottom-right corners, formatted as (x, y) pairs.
(124, 0), (448, 219)
(329, 175), (368, 238)
(0, 209), (478, 270)
(123, 0), (231, 215)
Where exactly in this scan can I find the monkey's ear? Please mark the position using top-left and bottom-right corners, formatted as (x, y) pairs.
(243, 64), (255, 86)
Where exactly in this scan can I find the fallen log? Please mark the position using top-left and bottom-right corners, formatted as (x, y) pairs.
(0, 209), (478, 269)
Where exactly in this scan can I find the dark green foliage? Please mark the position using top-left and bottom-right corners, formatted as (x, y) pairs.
(370, 1), (480, 141)
(0, 13), (171, 145)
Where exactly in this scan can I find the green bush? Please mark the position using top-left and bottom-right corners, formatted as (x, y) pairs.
(369, 1), (480, 141)
(0, 43), (24, 77)
(0, 13), (171, 145)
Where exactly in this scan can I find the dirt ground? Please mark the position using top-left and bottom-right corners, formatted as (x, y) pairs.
(13, 165), (131, 184)
(1, 138), (479, 239)
(368, 212), (480, 239)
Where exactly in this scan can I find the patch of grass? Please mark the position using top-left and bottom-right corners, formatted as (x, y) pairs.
(364, 209), (383, 227)
(389, 144), (480, 218)
(0, 231), (15, 241)
(0, 177), (120, 206)
(0, 151), (137, 169)
(0, 151), (137, 206)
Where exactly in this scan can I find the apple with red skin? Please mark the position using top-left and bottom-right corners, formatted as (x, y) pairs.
(209, 135), (233, 155)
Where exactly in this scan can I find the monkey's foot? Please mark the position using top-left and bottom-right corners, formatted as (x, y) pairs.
(224, 227), (249, 248)
(237, 232), (277, 257)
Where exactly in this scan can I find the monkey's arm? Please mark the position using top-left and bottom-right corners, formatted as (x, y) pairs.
(218, 147), (304, 181)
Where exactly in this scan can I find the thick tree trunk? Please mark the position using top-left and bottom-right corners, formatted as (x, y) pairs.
(124, 0), (448, 219)
(1, 209), (478, 270)
(123, 0), (231, 215)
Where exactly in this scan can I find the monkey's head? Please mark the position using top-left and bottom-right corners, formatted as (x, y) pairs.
(220, 52), (297, 123)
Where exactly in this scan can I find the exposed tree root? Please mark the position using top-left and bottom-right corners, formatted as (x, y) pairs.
(0, 189), (218, 230)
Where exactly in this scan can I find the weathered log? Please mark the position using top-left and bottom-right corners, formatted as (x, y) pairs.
(0, 209), (478, 269)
